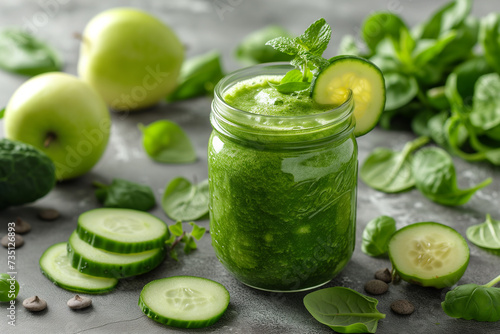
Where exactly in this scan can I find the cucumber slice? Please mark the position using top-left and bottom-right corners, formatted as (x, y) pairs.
(312, 55), (386, 137)
(139, 276), (230, 328)
(67, 231), (165, 278)
(40, 243), (118, 294)
(77, 208), (169, 253)
(388, 222), (469, 288)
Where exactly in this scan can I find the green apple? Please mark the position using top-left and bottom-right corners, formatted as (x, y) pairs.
(4, 72), (111, 180)
(77, 8), (184, 111)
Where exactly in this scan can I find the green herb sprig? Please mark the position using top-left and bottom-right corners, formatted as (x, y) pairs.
(165, 221), (206, 261)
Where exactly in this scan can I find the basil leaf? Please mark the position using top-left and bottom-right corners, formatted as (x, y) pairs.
(304, 287), (386, 333)
(361, 216), (397, 256)
(294, 18), (331, 56)
(361, 136), (429, 193)
(470, 73), (500, 131)
(0, 29), (61, 76)
(162, 177), (209, 221)
(419, 0), (471, 39)
(412, 31), (456, 67)
(93, 179), (155, 211)
(139, 120), (196, 164)
(445, 57), (493, 111)
(235, 26), (294, 65)
(167, 51), (224, 102)
(338, 35), (360, 56)
(480, 13), (500, 74)
(361, 12), (409, 54)
(384, 72), (418, 111)
(466, 214), (500, 250)
(412, 147), (492, 206)
(442, 283), (500, 322)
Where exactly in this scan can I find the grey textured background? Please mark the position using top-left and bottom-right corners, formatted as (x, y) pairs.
(1, 0), (500, 333)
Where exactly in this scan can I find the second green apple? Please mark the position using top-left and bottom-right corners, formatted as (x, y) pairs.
(78, 8), (184, 111)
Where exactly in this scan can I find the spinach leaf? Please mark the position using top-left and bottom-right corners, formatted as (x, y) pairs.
(94, 179), (155, 211)
(411, 109), (435, 137)
(428, 111), (451, 149)
(162, 177), (209, 221)
(361, 12), (409, 54)
(412, 31), (456, 68)
(360, 136), (429, 193)
(442, 274), (500, 322)
(480, 13), (500, 74)
(470, 73), (500, 132)
(466, 214), (500, 250)
(435, 17), (478, 66)
(139, 120), (196, 164)
(235, 25), (294, 65)
(0, 29), (61, 76)
(384, 72), (418, 111)
(361, 216), (397, 256)
(166, 51), (224, 102)
(304, 287), (386, 333)
(426, 86), (449, 110)
(412, 147), (492, 206)
(419, 0), (471, 39)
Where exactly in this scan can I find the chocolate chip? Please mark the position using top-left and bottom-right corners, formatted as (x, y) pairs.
(14, 217), (31, 234)
(1, 234), (24, 248)
(391, 299), (415, 315)
(364, 279), (389, 295)
(23, 296), (47, 312)
(67, 295), (92, 310)
(38, 209), (60, 221)
(374, 268), (392, 283)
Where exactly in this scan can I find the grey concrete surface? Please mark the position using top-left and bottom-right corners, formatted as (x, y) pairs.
(1, 0), (500, 333)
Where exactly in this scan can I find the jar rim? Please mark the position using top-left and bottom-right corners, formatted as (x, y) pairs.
(213, 62), (354, 123)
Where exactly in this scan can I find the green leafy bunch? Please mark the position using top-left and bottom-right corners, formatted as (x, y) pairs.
(341, 0), (500, 166)
(264, 18), (331, 94)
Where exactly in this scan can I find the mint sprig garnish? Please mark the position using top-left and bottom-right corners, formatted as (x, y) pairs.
(265, 18), (331, 93)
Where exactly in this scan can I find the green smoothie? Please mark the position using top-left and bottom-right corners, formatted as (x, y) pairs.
(209, 70), (357, 291)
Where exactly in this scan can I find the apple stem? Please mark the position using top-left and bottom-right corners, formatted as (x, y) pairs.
(73, 32), (91, 47)
(44, 132), (57, 148)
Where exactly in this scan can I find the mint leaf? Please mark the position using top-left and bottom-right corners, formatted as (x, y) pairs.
(183, 236), (198, 254)
(265, 36), (301, 55)
(281, 69), (303, 83)
(169, 221), (184, 237)
(189, 222), (206, 240)
(295, 18), (331, 56)
(269, 81), (311, 94)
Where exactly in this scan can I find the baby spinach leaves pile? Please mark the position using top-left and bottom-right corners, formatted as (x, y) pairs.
(304, 287), (386, 333)
(344, 0), (500, 165)
(466, 214), (500, 250)
(0, 29), (62, 76)
(361, 216), (396, 257)
(442, 274), (500, 322)
(264, 18), (332, 94)
(165, 221), (206, 261)
(94, 178), (156, 211)
(361, 139), (491, 206)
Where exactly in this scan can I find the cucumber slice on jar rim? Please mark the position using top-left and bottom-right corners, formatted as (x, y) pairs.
(388, 222), (470, 288)
(312, 55), (386, 137)
(139, 276), (230, 329)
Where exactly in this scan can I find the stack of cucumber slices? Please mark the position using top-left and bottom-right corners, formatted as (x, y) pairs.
(39, 208), (169, 294)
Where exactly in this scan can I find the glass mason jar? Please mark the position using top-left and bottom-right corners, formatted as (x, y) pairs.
(208, 63), (358, 292)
